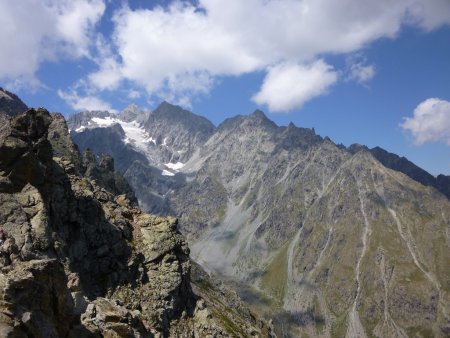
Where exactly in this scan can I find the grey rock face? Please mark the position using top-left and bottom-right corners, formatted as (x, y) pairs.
(0, 108), (53, 192)
(124, 160), (184, 215)
(169, 112), (450, 337)
(0, 259), (76, 338)
(0, 87), (28, 117)
(81, 150), (138, 204)
(120, 104), (150, 124)
(143, 101), (215, 163)
(350, 144), (450, 199)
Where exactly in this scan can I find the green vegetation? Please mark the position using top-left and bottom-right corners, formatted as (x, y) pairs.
(211, 308), (248, 337)
(260, 243), (289, 303)
(406, 326), (435, 338)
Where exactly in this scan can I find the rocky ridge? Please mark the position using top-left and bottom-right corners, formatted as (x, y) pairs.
(0, 87), (28, 118)
(0, 108), (274, 337)
(349, 144), (450, 199)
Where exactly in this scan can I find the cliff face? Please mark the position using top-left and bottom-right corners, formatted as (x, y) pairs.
(0, 87), (28, 118)
(0, 109), (274, 337)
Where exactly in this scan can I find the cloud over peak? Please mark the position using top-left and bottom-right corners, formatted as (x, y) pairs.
(252, 60), (338, 112)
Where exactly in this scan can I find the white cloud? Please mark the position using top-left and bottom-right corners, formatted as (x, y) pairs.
(55, 0), (106, 57)
(88, 35), (122, 90)
(0, 0), (105, 83)
(401, 98), (450, 145)
(252, 60), (338, 112)
(82, 0), (449, 110)
(348, 63), (376, 85)
(127, 90), (141, 99)
(58, 88), (116, 113)
(405, 0), (450, 31)
(3, 0), (449, 111)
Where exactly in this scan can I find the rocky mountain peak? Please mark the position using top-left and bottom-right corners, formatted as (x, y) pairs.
(120, 104), (149, 123)
(153, 101), (188, 117)
(151, 101), (215, 131)
(286, 121), (296, 129)
(348, 143), (450, 199)
(348, 143), (369, 154)
(244, 109), (278, 130)
(141, 101), (216, 162)
(0, 87), (28, 117)
(0, 108), (53, 192)
(279, 121), (322, 150)
(250, 109), (267, 119)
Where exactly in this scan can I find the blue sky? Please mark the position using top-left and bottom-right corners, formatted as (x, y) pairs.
(1, 0), (449, 175)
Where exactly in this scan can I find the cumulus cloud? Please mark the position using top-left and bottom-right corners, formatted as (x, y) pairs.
(347, 63), (376, 85)
(252, 60), (338, 112)
(406, 0), (450, 31)
(401, 98), (450, 145)
(0, 0), (104, 85)
(58, 88), (116, 113)
(88, 35), (122, 90)
(84, 0), (449, 110)
(3, 0), (450, 111)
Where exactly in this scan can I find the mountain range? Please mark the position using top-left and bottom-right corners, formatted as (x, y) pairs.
(1, 87), (449, 337)
(66, 100), (450, 337)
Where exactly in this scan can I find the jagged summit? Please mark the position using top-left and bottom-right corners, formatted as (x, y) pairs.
(149, 101), (215, 131)
(216, 109), (277, 134)
(243, 109), (278, 130)
(249, 109), (268, 120)
(0, 87), (28, 117)
(119, 103), (149, 123)
(153, 101), (197, 119)
(349, 143), (450, 199)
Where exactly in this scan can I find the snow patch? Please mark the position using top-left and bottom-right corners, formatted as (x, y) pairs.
(165, 162), (184, 171)
(91, 116), (116, 127)
(119, 120), (156, 151)
(161, 169), (175, 176)
(79, 116), (157, 152)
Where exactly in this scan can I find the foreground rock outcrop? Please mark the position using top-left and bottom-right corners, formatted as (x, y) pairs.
(0, 87), (28, 118)
(0, 108), (274, 337)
